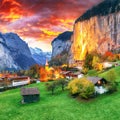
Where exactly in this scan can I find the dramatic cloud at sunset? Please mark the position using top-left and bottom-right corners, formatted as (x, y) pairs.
(0, 0), (102, 51)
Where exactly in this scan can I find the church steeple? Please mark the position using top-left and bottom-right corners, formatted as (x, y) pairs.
(45, 59), (49, 66)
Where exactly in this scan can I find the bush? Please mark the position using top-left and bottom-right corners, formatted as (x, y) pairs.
(104, 69), (117, 93)
(57, 78), (68, 91)
(68, 78), (95, 99)
(105, 82), (117, 94)
(46, 82), (57, 95)
(105, 69), (117, 82)
(46, 79), (68, 95)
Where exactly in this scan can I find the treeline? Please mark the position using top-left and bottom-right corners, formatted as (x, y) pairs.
(76, 0), (120, 23)
(17, 64), (40, 79)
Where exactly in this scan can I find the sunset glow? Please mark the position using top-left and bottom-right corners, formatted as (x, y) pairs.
(0, 0), (101, 51)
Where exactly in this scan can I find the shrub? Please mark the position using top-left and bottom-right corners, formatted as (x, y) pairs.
(68, 78), (95, 99)
(105, 69), (117, 83)
(105, 82), (117, 94)
(46, 82), (57, 95)
(46, 79), (68, 95)
(67, 79), (80, 95)
(57, 79), (68, 91)
(104, 69), (117, 93)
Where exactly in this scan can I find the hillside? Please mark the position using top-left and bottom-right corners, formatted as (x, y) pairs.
(1, 68), (120, 120)
(0, 32), (36, 70)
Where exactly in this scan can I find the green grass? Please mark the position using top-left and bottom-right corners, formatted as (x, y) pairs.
(99, 66), (120, 82)
(1, 79), (120, 120)
(1, 66), (120, 120)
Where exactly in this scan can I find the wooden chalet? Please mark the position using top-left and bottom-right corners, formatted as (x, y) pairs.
(10, 76), (30, 87)
(62, 71), (83, 79)
(87, 77), (108, 94)
(21, 87), (40, 104)
(87, 77), (107, 86)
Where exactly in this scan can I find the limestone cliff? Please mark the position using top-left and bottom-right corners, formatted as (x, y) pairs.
(51, 31), (73, 57)
(70, 0), (120, 64)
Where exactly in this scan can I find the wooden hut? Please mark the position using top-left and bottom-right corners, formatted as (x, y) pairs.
(87, 77), (108, 94)
(87, 77), (107, 86)
(21, 87), (40, 104)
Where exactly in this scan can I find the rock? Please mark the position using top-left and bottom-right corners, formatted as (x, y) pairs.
(0, 32), (36, 70)
(70, 0), (120, 63)
(51, 31), (73, 57)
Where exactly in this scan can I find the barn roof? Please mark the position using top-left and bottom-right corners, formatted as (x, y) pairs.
(87, 77), (103, 84)
(21, 87), (39, 95)
(10, 76), (29, 81)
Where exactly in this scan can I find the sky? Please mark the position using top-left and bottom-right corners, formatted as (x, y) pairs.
(0, 0), (102, 51)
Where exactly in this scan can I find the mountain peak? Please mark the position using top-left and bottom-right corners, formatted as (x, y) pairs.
(52, 31), (73, 44)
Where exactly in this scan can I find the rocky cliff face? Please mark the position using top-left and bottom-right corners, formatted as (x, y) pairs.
(70, 0), (120, 64)
(0, 32), (36, 70)
(51, 31), (73, 57)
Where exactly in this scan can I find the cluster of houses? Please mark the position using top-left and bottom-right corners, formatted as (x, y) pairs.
(0, 73), (30, 90)
(0, 61), (112, 103)
(61, 70), (108, 94)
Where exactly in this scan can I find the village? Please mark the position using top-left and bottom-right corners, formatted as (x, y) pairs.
(0, 59), (119, 95)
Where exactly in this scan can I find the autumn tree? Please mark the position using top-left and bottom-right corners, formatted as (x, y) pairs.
(83, 53), (93, 70)
(68, 78), (95, 99)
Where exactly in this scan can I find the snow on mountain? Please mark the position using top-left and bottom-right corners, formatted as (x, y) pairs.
(30, 47), (51, 65)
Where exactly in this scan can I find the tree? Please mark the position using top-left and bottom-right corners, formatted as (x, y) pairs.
(46, 82), (57, 95)
(68, 78), (95, 99)
(25, 64), (40, 78)
(57, 79), (67, 91)
(92, 56), (100, 69)
(83, 53), (94, 70)
(106, 69), (117, 82)
(105, 69), (117, 93)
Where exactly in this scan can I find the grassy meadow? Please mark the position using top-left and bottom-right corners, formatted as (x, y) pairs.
(0, 66), (120, 120)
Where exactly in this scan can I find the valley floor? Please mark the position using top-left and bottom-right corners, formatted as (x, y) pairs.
(0, 81), (120, 120)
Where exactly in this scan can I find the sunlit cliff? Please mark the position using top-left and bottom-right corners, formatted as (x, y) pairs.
(70, 0), (120, 64)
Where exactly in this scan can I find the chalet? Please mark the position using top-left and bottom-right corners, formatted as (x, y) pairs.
(62, 71), (84, 79)
(10, 76), (30, 87)
(73, 72), (84, 78)
(62, 71), (72, 79)
(87, 77), (108, 94)
(21, 87), (40, 104)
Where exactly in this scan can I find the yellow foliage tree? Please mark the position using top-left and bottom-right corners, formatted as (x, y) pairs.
(94, 63), (103, 71)
(68, 78), (95, 99)
(92, 56), (100, 69)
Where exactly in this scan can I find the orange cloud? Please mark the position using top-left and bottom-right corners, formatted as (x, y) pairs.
(0, 0), (101, 51)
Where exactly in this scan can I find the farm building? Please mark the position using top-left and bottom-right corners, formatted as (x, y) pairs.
(87, 77), (108, 94)
(10, 76), (30, 87)
(21, 87), (40, 104)
(62, 71), (84, 79)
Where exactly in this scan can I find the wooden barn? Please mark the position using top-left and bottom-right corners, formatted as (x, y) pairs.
(21, 87), (40, 104)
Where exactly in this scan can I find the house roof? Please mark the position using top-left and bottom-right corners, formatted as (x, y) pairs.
(72, 72), (82, 75)
(62, 71), (72, 75)
(21, 87), (40, 95)
(87, 77), (103, 84)
(10, 76), (29, 81)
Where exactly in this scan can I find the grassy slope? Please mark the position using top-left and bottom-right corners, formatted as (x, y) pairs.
(99, 66), (120, 82)
(1, 78), (120, 120)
